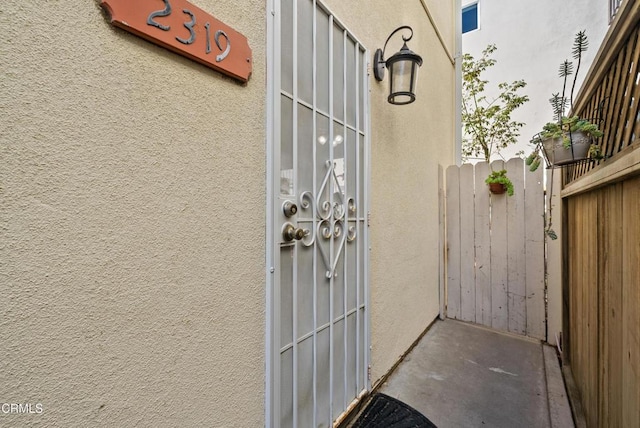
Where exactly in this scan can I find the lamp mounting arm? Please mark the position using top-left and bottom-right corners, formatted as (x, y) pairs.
(374, 26), (414, 81)
(380, 26), (414, 60)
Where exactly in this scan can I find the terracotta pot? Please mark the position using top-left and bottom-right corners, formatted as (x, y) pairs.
(488, 182), (506, 194)
(542, 131), (591, 166)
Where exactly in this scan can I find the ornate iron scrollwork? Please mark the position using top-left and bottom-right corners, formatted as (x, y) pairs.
(298, 160), (357, 278)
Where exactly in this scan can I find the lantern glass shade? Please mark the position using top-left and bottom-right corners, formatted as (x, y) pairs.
(386, 43), (423, 105)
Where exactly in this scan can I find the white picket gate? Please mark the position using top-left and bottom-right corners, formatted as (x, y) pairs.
(445, 158), (546, 340)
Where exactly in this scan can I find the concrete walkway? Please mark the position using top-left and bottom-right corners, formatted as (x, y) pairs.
(377, 319), (574, 428)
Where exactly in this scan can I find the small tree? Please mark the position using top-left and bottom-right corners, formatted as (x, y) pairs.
(461, 45), (529, 164)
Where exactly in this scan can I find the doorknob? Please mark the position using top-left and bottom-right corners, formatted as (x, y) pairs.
(282, 223), (307, 242)
(282, 201), (298, 217)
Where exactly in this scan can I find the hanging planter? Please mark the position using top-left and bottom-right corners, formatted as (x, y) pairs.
(536, 117), (603, 167)
(526, 32), (604, 169)
(488, 182), (507, 194)
(540, 129), (592, 166)
(485, 169), (514, 196)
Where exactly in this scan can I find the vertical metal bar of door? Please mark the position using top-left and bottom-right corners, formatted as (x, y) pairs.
(311, 2), (318, 427)
(341, 29), (349, 411)
(291, 1), (299, 426)
(327, 14), (335, 425)
(265, 0), (279, 425)
(354, 42), (361, 396)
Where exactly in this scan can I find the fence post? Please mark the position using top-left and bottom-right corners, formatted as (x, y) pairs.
(547, 168), (563, 344)
(446, 165), (461, 320)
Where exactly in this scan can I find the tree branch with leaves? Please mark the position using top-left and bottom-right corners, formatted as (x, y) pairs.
(461, 45), (530, 164)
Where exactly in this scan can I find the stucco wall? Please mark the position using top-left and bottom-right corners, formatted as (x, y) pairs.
(1, 1), (266, 426)
(322, 0), (456, 382)
(2, 0), (456, 425)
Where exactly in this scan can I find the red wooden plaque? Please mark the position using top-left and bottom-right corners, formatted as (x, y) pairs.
(101, 0), (252, 83)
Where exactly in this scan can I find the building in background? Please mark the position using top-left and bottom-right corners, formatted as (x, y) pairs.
(462, 0), (611, 161)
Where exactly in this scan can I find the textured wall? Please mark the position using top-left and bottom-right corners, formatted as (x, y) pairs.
(322, 0), (456, 382)
(1, 0), (456, 424)
(0, 1), (266, 426)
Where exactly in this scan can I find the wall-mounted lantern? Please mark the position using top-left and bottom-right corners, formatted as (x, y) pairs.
(373, 26), (423, 105)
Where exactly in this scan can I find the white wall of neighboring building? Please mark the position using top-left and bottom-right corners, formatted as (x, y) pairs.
(462, 0), (610, 161)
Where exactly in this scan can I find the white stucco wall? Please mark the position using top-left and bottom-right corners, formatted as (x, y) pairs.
(1, 1), (266, 426)
(462, 0), (610, 161)
(323, 0), (456, 382)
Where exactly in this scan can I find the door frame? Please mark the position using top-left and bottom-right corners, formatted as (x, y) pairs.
(265, 0), (372, 426)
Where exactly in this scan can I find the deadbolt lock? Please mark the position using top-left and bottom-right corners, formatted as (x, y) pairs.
(282, 201), (298, 217)
(282, 222), (307, 242)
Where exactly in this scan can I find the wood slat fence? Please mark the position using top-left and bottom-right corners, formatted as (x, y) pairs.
(566, 177), (640, 428)
(445, 158), (546, 340)
(560, 3), (640, 426)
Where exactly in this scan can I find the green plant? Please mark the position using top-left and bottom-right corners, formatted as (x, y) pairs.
(527, 31), (596, 240)
(462, 45), (529, 197)
(525, 151), (542, 172)
(485, 169), (514, 196)
(462, 45), (529, 163)
(588, 144), (604, 159)
(531, 31), (602, 162)
(541, 116), (603, 148)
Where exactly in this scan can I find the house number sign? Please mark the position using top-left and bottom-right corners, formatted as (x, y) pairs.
(101, 0), (252, 83)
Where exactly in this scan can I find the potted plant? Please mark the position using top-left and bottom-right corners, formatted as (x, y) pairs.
(485, 169), (514, 196)
(530, 31), (603, 167)
(461, 45), (529, 196)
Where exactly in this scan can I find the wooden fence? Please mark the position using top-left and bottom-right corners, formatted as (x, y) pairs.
(561, 2), (640, 426)
(565, 177), (640, 428)
(445, 159), (546, 340)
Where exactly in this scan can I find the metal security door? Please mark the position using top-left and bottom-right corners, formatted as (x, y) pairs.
(267, 1), (370, 427)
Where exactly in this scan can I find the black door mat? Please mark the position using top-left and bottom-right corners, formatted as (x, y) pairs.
(350, 393), (437, 428)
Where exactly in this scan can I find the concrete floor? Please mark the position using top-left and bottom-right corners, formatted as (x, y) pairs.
(377, 319), (574, 428)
